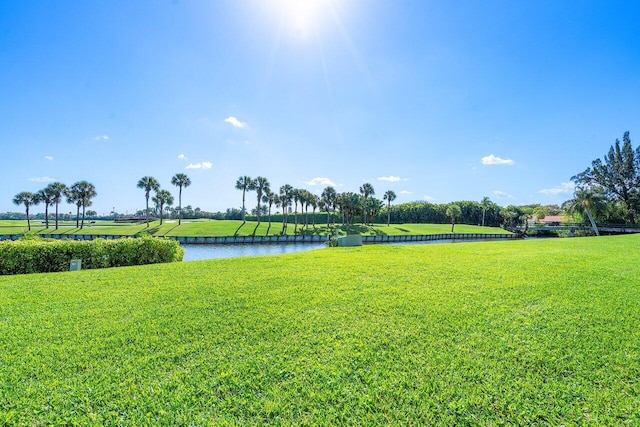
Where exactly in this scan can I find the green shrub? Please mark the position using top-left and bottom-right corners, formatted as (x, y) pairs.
(0, 236), (183, 275)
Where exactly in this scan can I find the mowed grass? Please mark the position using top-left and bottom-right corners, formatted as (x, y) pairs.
(1, 236), (639, 424)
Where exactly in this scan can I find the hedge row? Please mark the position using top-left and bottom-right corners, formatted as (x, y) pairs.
(0, 236), (184, 275)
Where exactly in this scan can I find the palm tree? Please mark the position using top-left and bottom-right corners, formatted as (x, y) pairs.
(339, 192), (362, 225)
(279, 184), (293, 234)
(137, 176), (160, 227)
(36, 186), (55, 229)
(366, 197), (384, 223)
(321, 186), (337, 226)
(292, 189), (301, 233)
(383, 190), (397, 226)
(152, 189), (174, 225)
(263, 190), (277, 235)
(480, 196), (491, 227)
(297, 189), (312, 229)
(13, 192), (38, 231)
(446, 203), (462, 233)
(66, 187), (82, 228)
(235, 176), (252, 223)
(359, 183), (375, 225)
(253, 176), (270, 229)
(47, 182), (68, 230)
(171, 173), (191, 225)
(565, 187), (606, 236)
(68, 181), (97, 229)
(310, 194), (319, 227)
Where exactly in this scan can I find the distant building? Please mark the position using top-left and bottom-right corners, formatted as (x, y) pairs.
(538, 215), (565, 226)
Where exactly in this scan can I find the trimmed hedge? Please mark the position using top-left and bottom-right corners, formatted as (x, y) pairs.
(0, 236), (184, 275)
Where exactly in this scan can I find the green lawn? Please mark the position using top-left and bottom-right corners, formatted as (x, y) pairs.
(1, 235), (638, 424)
(0, 219), (510, 237)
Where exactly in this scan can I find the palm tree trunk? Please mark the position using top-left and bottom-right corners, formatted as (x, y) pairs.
(178, 187), (183, 226)
(26, 206), (31, 231)
(55, 203), (59, 230)
(241, 189), (246, 223)
(387, 202), (391, 226)
(76, 206), (80, 228)
(482, 209), (486, 227)
(585, 208), (600, 236)
(145, 195), (150, 227)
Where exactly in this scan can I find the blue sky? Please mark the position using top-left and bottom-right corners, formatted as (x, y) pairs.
(2, 0), (640, 215)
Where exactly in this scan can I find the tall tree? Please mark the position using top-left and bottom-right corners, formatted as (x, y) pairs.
(383, 190), (397, 226)
(279, 184), (293, 234)
(359, 183), (375, 225)
(446, 203), (462, 233)
(137, 176), (160, 227)
(564, 187), (606, 236)
(480, 196), (491, 227)
(321, 186), (337, 226)
(366, 197), (384, 223)
(171, 173), (191, 225)
(263, 190), (277, 235)
(235, 176), (252, 223)
(36, 186), (55, 229)
(66, 187), (82, 228)
(152, 189), (174, 225)
(339, 192), (363, 225)
(572, 131), (640, 223)
(252, 176), (270, 228)
(47, 182), (68, 230)
(292, 189), (301, 233)
(13, 192), (38, 231)
(297, 189), (313, 229)
(310, 194), (319, 227)
(68, 181), (97, 229)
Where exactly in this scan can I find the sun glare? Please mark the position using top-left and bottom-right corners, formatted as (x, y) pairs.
(275, 0), (329, 40)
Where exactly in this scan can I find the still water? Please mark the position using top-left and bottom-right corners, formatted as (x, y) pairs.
(182, 243), (327, 261)
(181, 237), (520, 261)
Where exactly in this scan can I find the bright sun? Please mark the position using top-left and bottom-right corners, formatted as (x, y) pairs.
(275, 0), (329, 40)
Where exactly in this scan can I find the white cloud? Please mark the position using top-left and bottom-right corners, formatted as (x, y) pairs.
(377, 176), (403, 182)
(538, 182), (575, 196)
(224, 116), (247, 128)
(29, 176), (56, 182)
(178, 153), (187, 160)
(305, 177), (336, 186)
(400, 190), (413, 195)
(492, 190), (513, 198)
(94, 135), (110, 141)
(44, 156), (54, 161)
(424, 195), (436, 202)
(481, 154), (515, 165)
(185, 161), (213, 170)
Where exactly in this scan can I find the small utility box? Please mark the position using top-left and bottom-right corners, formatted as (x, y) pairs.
(337, 235), (363, 247)
(69, 259), (82, 271)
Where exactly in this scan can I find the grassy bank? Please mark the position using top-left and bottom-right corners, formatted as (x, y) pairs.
(1, 235), (638, 424)
(0, 219), (510, 237)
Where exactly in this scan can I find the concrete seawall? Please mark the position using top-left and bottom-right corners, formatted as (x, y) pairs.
(0, 233), (519, 244)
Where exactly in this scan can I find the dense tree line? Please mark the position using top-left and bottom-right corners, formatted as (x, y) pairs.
(11, 181), (97, 230)
(11, 131), (640, 231)
(571, 131), (640, 224)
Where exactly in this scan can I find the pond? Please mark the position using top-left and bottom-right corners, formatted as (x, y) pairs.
(182, 242), (327, 261)
(181, 236), (521, 261)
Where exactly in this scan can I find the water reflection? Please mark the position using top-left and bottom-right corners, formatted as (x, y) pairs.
(182, 243), (326, 261)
